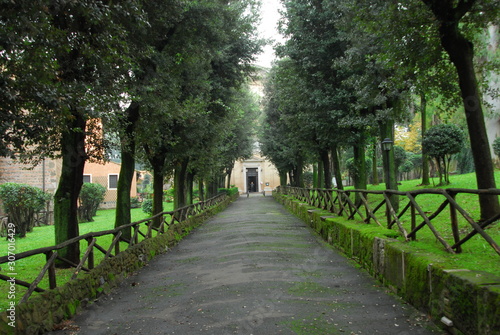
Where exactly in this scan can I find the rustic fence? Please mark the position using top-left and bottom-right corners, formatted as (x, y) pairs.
(0, 192), (228, 304)
(276, 186), (500, 256)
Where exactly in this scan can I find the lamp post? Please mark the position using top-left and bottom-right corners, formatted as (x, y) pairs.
(381, 138), (394, 225)
(381, 137), (393, 187)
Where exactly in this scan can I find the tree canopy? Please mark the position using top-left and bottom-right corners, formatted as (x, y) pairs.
(1, 0), (263, 260)
(259, 0), (499, 219)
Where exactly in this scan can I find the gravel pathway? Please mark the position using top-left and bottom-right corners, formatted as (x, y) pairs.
(49, 194), (443, 335)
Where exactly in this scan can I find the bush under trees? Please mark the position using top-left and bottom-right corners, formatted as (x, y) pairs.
(141, 199), (153, 216)
(0, 183), (50, 237)
(492, 137), (500, 160)
(422, 124), (465, 186)
(78, 183), (106, 222)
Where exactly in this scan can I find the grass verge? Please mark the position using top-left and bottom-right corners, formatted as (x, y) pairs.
(0, 204), (172, 312)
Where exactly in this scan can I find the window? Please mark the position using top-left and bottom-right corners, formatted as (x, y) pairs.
(108, 174), (118, 190)
(83, 175), (92, 183)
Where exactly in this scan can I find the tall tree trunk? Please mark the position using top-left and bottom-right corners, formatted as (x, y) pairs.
(115, 102), (140, 239)
(226, 167), (232, 189)
(423, 0), (500, 220)
(207, 180), (218, 198)
(318, 159), (324, 188)
(174, 159), (189, 210)
(54, 110), (86, 267)
(371, 140), (379, 185)
(199, 177), (205, 201)
(187, 170), (195, 205)
(331, 145), (343, 190)
(293, 158), (304, 187)
(313, 163), (318, 188)
(279, 170), (288, 186)
(440, 22), (500, 220)
(420, 92), (430, 185)
(353, 136), (367, 206)
(152, 165), (164, 227)
(320, 149), (332, 189)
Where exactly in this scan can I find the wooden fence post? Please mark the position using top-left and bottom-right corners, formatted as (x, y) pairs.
(46, 251), (57, 290)
(449, 191), (462, 253)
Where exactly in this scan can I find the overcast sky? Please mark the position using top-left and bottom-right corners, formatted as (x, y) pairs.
(255, 0), (284, 68)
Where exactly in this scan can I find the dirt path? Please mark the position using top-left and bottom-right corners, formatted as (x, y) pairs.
(50, 194), (442, 334)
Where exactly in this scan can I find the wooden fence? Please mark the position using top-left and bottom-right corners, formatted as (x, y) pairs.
(277, 186), (500, 256)
(0, 193), (228, 304)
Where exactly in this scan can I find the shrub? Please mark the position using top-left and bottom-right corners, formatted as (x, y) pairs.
(164, 188), (175, 202)
(394, 145), (407, 168)
(422, 124), (465, 185)
(142, 198), (153, 215)
(0, 183), (50, 237)
(78, 183), (106, 222)
(130, 197), (141, 209)
(493, 137), (500, 158)
(218, 187), (239, 196)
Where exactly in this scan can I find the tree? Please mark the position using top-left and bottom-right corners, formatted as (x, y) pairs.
(259, 59), (312, 187)
(1, 1), (141, 265)
(113, 0), (185, 236)
(276, 0), (351, 189)
(125, 0), (262, 220)
(419, 0), (500, 219)
(422, 124), (465, 185)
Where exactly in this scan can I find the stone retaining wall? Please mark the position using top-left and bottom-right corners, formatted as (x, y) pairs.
(274, 192), (500, 335)
(0, 194), (237, 335)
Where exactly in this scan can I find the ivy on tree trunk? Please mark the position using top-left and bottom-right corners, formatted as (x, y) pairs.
(54, 111), (86, 267)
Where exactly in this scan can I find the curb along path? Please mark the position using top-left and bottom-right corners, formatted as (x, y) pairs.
(50, 195), (442, 335)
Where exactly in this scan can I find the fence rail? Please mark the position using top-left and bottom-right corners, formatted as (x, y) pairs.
(0, 193), (228, 304)
(276, 186), (500, 256)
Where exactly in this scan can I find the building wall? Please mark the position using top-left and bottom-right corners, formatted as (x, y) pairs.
(229, 153), (281, 194)
(0, 157), (138, 219)
(0, 157), (60, 218)
(83, 161), (138, 209)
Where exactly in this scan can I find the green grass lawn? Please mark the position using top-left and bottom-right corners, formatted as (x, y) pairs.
(339, 171), (500, 277)
(0, 203), (173, 312)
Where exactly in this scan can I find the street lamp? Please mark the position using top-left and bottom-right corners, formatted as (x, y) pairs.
(381, 137), (396, 225)
(381, 138), (393, 152)
(381, 138), (393, 189)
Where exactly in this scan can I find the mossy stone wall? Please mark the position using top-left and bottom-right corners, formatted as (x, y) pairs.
(274, 192), (500, 335)
(0, 194), (237, 335)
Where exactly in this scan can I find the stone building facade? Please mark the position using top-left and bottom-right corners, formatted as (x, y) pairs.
(229, 152), (281, 195)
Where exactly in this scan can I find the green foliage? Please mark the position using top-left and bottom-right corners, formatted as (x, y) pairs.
(492, 137), (500, 158)
(164, 188), (175, 203)
(0, 183), (50, 237)
(218, 187), (239, 196)
(422, 124), (465, 185)
(456, 145), (475, 174)
(142, 199), (153, 216)
(303, 171), (314, 188)
(130, 197), (141, 209)
(346, 157), (372, 183)
(394, 145), (407, 168)
(78, 183), (106, 223)
(423, 124), (465, 158)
